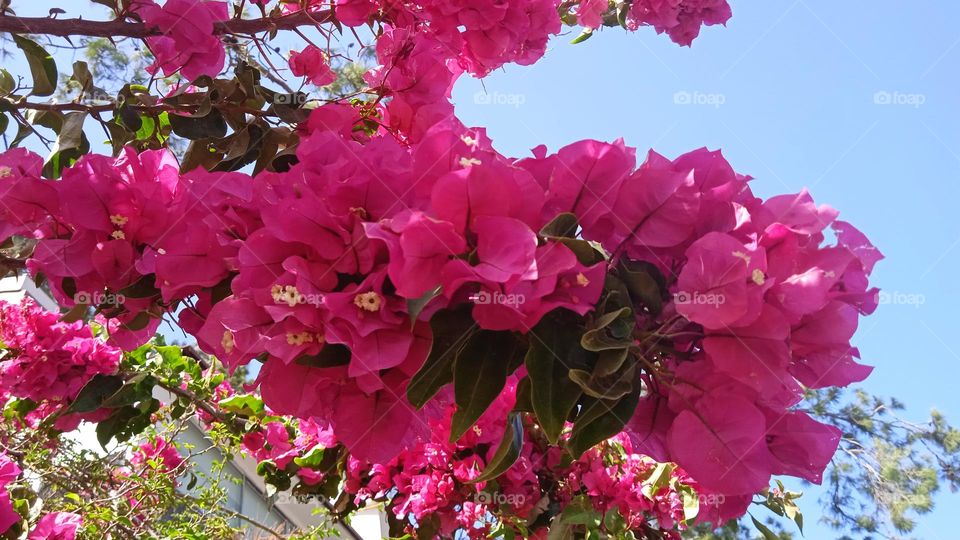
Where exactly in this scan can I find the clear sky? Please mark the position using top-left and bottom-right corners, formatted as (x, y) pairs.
(5, 1), (960, 538)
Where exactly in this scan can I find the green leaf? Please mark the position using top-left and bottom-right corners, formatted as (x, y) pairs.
(450, 330), (522, 442)
(218, 394), (266, 417)
(407, 308), (475, 409)
(0, 69), (15, 96)
(525, 315), (588, 444)
(751, 515), (781, 540)
(473, 413), (523, 483)
(134, 114), (156, 141)
(69, 61), (93, 93)
(570, 29), (594, 44)
(100, 373), (155, 409)
(407, 285), (442, 327)
(568, 363), (635, 400)
(567, 381), (641, 458)
(43, 111), (89, 178)
(540, 213), (579, 238)
(593, 348), (629, 378)
(12, 35), (58, 97)
(169, 109), (228, 140)
(293, 445), (326, 468)
(619, 260), (667, 316)
(295, 344), (351, 368)
(580, 307), (635, 352)
(513, 376), (533, 413)
(678, 485), (700, 523)
(67, 374), (124, 413)
(554, 237), (606, 265)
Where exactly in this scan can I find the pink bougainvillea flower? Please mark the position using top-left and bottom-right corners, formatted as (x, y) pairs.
(667, 393), (773, 495)
(0, 148), (58, 244)
(628, 0), (732, 46)
(133, 0), (228, 81)
(530, 139), (637, 231)
(789, 300), (873, 388)
(587, 150), (700, 257)
(289, 45), (337, 86)
(577, 0), (609, 29)
(27, 512), (83, 540)
(0, 299), (120, 403)
(763, 410), (841, 484)
(335, 0), (378, 26)
(675, 232), (767, 329)
(0, 453), (21, 533)
(364, 211), (467, 299)
(132, 437), (185, 475)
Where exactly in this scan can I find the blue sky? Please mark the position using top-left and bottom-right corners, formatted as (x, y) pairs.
(5, 1), (960, 538)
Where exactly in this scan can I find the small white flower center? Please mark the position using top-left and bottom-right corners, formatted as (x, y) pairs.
(354, 291), (382, 312)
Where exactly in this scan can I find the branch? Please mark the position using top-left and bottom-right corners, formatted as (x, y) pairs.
(0, 10), (334, 39)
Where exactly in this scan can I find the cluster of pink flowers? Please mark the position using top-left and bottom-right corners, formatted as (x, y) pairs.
(0, 102), (880, 515)
(596, 149), (881, 512)
(240, 418), (337, 486)
(626, 0), (732, 45)
(288, 45), (337, 87)
(0, 298), (120, 405)
(131, 437), (186, 476)
(0, 453), (21, 534)
(125, 0), (730, 83)
(341, 380), (699, 538)
(0, 453), (81, 539)
(0, 0), (879, 530)
(131, 0), (229, 81)
(27, 513), (82, 540)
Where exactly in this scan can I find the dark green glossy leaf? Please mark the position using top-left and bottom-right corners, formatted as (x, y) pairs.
(569, 363), (635, 400)
(67, 374), (124, 413)
(407, 285), (442, 328)
(619, 259), (667, 316)
(450, 330), (522, 442)
(513, 376), (533, 413)
(472, 412), (523, 483)
(567, 380), (641, 458)
(295, 344), (351, 368)
(525, 315), (589, 444)
(540, 213), (579, 238)
(407, 308), (475, 409)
